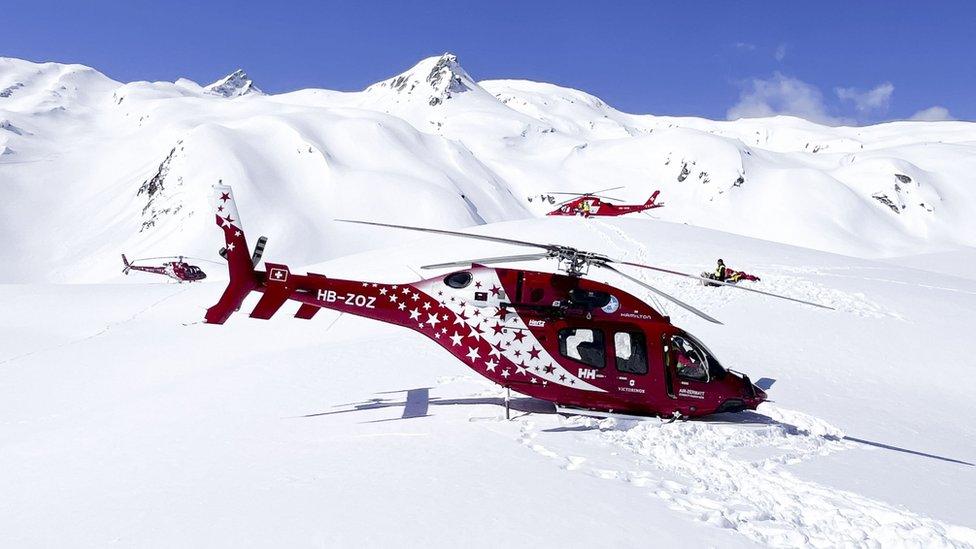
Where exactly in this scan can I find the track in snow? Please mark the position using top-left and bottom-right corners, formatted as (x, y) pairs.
(511, 405), (976, 548)
(329, 376), (975, 548)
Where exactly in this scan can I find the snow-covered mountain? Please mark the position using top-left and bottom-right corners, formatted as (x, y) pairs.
(2, 53), (974, 282)
(204, 69), (263, 97)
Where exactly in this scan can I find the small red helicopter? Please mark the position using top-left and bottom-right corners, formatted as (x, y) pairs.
(547, 187), (664, 218)
(205, 186), (830, 419)
(121, 254), (208, 282)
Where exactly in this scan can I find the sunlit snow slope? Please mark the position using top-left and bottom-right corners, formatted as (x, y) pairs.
(1, 218), (974, 547)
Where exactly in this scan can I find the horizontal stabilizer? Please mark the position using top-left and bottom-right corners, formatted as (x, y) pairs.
(250, 263), (293, 320)
(295, 303), (320, 320)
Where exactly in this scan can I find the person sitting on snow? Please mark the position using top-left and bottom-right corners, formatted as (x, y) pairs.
(711, 259), (760, 284)
(714, 259), (728, 281)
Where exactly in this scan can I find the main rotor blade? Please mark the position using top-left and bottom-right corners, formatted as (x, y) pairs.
(599, 264), (723, 325)
(591, 195), (624, 202)
(336, 220), (553, 251)
(422, 253), (550, 270)
(611, 259), (834, 310)
(587, 186), (625, 195)
(182, 256), (226, 265)
(133, 256), (180, 262)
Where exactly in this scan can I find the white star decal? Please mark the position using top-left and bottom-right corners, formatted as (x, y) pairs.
(397, 303), (406, 311)
(426, 313), (441, 328)
(450, 332), (463, 346)
(402, 287), (411, 295)
(389, 294), (398, 303)
(227, 243), (235, 251)
(485, 360), (497, 372)
(411, 293), (420, 301)
(422, 301), (432, 310)
(501, 369), (510, 378)
(379, 288), (388, 295)
(409, 308), (421, 320)
(234, 231), (241, 237)
(466, 347), (481, 362)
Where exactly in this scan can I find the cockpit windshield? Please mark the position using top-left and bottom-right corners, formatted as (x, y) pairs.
(670, 333), (725, 382)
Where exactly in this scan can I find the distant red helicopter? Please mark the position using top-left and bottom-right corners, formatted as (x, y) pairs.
(204, 186), (830, 419)
(121, 254), (208, 282)
(547, 187), (664, 218)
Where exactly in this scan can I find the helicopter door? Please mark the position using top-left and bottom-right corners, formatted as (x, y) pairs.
(664, 334), (712, 403)
(612, 331), (650, 397)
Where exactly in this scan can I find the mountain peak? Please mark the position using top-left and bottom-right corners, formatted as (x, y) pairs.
(366, 52), (477, 106)
(204, 69), (262, 98)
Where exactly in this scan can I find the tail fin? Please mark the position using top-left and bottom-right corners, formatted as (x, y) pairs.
(645, 190), (662, 208)
(122, 254), (131, 274)
(205, 185), (259, 324)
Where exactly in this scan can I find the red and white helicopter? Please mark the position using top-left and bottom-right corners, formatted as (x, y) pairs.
(547, 186), (664, 218)
(122, 254), (208, 282)
(205, 186), (830, 419)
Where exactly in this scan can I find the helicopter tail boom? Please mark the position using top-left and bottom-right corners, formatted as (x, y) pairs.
(643, 190), (663, 209)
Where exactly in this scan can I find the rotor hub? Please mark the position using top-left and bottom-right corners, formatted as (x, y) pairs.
(547, 246), (610, 277)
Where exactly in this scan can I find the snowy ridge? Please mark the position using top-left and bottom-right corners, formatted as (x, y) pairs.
(3, 54), (976, 283)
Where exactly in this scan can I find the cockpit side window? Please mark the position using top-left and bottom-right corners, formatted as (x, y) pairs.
(671, 335), (709, 382)
(614, 331), (647, 374)
(558, 328), (605, 369)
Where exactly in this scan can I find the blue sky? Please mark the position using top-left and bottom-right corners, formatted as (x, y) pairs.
(4, 0), (973, 123)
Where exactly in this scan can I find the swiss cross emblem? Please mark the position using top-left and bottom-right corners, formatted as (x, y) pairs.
(270, 268), (288, 282)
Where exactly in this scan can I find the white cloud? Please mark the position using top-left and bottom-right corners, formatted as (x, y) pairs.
(734, 42), (756, 51)
(908, 106), (954, 121)
(835, 82), (894, 113)
(726, 72), (842, 124)
(774, 43), (787, 62)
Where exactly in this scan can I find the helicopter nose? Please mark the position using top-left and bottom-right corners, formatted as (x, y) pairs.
(747, 384), (768, 408)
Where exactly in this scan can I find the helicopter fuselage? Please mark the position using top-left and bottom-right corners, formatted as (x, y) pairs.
(208, 260), (765, 418)
(546, 191), (663, 218)
(128, 261), (207, 282)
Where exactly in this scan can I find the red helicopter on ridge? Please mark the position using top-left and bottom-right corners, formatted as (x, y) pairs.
(546, 186), (664, 218)
(122, 254), (208, 282)
(204, 185), (831, 419)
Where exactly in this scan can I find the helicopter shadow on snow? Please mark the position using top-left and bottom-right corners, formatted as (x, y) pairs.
(710, 412), (974, 467)
(298, 387), (557, 423)
(297, 387), (972, 467)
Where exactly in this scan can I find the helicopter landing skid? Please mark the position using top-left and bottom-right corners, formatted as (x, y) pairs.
(555, 405), (680, 423)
